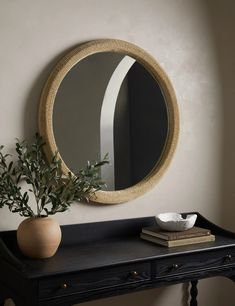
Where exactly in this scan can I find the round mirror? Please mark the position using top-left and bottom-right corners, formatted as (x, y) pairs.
(38, 39), (179, 204)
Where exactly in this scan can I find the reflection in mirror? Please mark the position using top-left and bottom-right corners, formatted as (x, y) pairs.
(53, 52), (168, 191)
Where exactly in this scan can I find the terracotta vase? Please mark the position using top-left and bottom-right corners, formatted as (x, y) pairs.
(17, 217), (62, 259)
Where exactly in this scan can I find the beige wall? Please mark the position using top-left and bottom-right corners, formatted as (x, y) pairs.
(0, 0), (235, 305)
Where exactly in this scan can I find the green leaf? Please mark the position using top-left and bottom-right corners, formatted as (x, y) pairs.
(0, 133), (109, 217)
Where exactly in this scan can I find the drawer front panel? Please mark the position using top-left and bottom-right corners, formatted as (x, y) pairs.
(154, 249), (235, 278)
(39, 262), (151, 299)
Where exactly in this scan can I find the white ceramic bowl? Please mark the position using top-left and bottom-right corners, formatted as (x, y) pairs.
(156, 213), (197, 231)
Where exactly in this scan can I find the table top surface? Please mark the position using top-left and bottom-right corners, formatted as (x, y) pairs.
(18, 234), (235, 278)
(1, 213), (235, 279)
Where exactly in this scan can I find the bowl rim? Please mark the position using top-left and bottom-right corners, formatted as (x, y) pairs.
(156, 213), (197, 223)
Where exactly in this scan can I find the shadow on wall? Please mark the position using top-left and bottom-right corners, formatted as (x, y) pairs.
(23, 42), (89, 140)
(23, 52), (59, 139)
(204, 2), (235, 304)
(204, 0), (235, 231)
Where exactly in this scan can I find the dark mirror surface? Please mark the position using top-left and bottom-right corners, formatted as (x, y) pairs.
(53, 52), (168, 191)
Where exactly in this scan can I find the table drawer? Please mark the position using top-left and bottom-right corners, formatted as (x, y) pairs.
(39, 262), (151, 299)
(154, 249), (235, 278)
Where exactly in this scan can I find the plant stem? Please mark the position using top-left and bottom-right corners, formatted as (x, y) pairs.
(35, 198), (40, 217)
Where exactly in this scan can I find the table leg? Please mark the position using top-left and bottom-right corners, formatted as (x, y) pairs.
(190, 280), (198, 306)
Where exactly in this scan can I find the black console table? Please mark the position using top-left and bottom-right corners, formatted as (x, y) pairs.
(1, 212), (235, 306)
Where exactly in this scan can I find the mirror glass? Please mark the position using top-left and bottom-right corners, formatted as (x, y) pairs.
(53, 52), (168, 191)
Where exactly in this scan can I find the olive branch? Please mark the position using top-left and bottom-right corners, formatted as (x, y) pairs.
(0, 134), (109, 217)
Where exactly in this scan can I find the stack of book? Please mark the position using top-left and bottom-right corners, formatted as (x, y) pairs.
(140, 225), (215, 247)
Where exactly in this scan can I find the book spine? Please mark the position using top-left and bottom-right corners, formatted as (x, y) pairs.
(142, 230), (168, 240)
(168, 235), (215, 247)
(140, 233), (215, 247)
(164, 231), (211, 241)
(142, 229), (211, 241)
(140, 233), (168, 246)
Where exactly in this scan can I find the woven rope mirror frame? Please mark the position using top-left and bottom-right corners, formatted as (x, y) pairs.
(38, 39), (179, 204)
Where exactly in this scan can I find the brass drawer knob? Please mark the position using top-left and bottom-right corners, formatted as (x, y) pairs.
(224, 254), (232, 262)
(171, 264), (179, 270)
(61, 283), (68, 289)
(129, 271), (139, 278)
